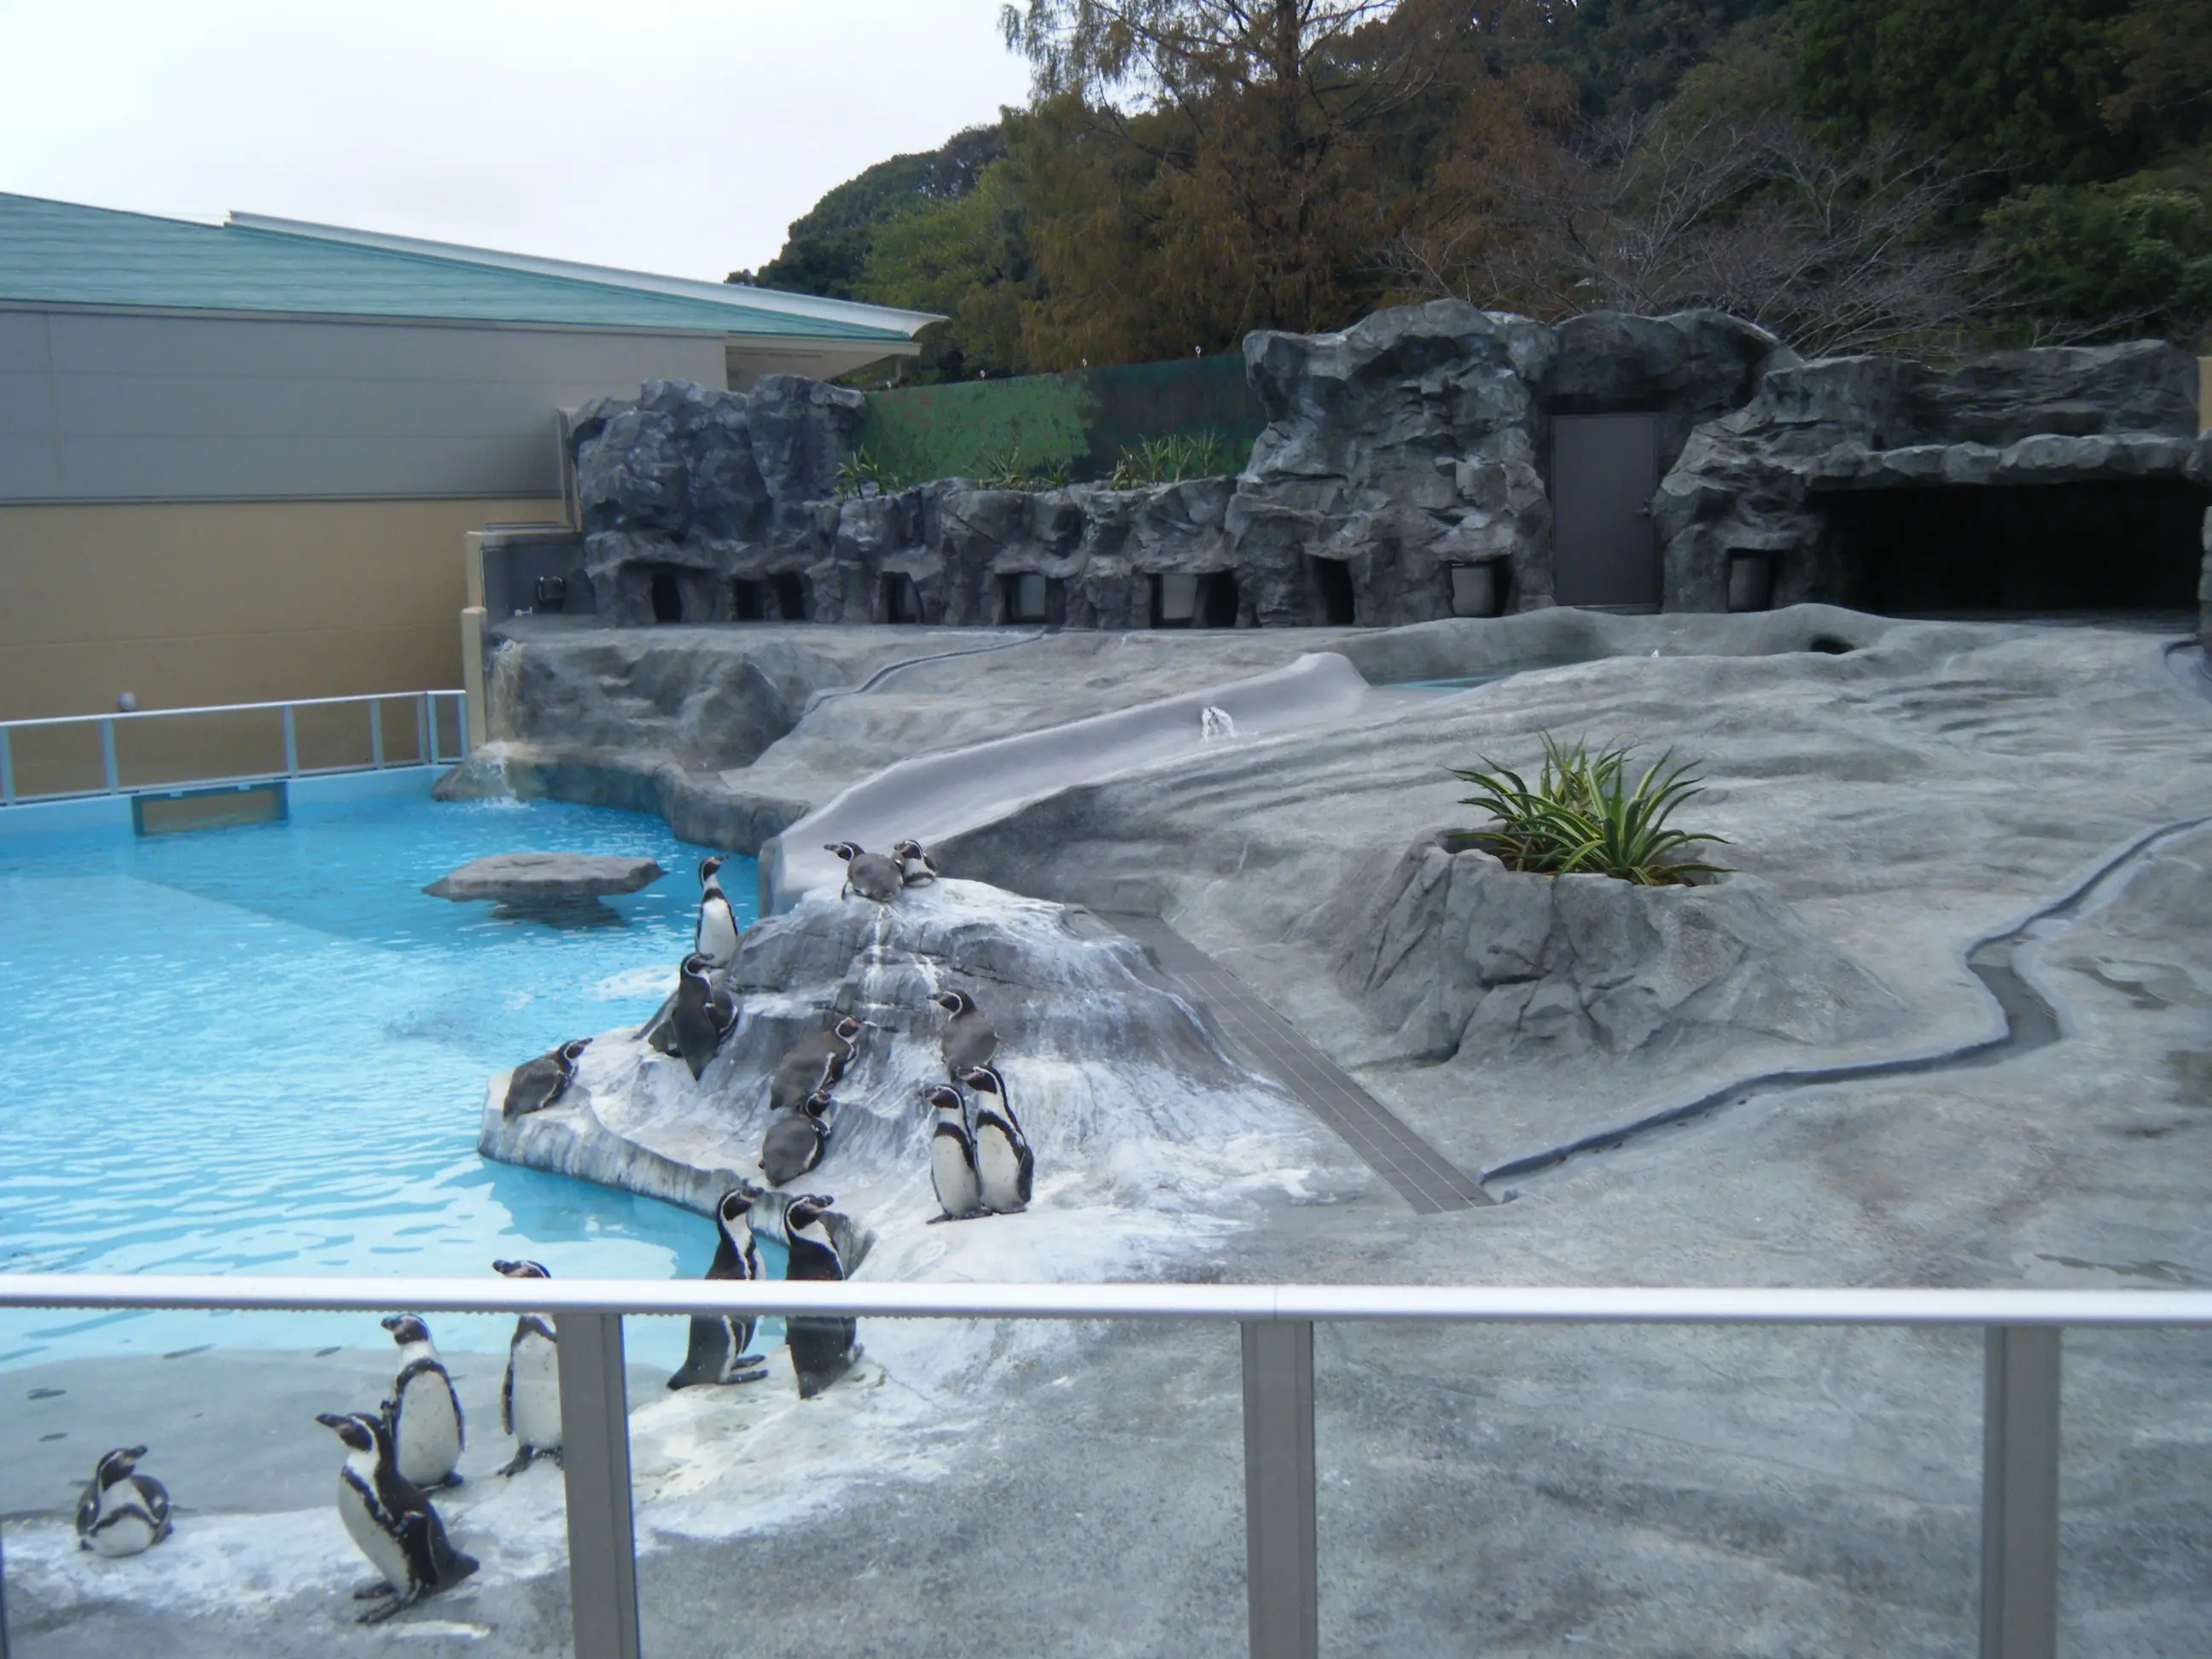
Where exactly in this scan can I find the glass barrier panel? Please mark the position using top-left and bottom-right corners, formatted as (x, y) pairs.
(111, 707), (286, 790)
(1314, 1319), (1982, 1652)
(632, 1315), (1247, 1655)
(290, 701), (376, 774)
(432, 696), (465, 762)
(372, 698), (427, 767)
(5, 722), (106, 799)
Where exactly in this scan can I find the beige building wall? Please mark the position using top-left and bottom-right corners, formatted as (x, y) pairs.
(0, 496), (559, 722)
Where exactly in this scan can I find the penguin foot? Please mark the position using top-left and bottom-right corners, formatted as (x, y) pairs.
(440, 1471), (466, 1487)
(498, 1448), (536, 1477)
(352, 1580), (398, 1600)
(726, 1365), (771, 1385)
(926, 1209), (986, 1225)
(356, 1592), (417, 1626)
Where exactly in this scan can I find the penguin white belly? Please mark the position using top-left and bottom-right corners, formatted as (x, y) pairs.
(393, 1372), (463, 1487)
(931, 1132), (981, 1216)
(84, 1499), (158, 1557)
(338, 1477), (412, 1594)
(509, 1339), (562, 1452)
(975, 1125), (1028, 1212)
(697, 900), (738, 967)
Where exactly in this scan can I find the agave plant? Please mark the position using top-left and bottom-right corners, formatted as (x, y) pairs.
(1109, 428), (1238, 487)
(835, 446), (916, 498)
(1450, 734), (1731, 886)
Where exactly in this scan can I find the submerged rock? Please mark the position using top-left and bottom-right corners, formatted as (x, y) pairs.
(426, 852), (666, 926)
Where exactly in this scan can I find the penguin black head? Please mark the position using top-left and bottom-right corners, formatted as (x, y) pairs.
(931, 989), (976, 1016)
(957, 1063), (1004, 1099)
(892, 838), (927, 859)
(90, 1447), (148, 1488)
(801, 1089), (835, 1119)
(830, 1015), (865, 1043)
(923, 1084), (965, 1113)
(557, 1037), (592, 1066)
(784, 1193), (835, 1231)
(698, 853), (726, 884)
(493, 1259), (550, 1280)
(679, 952), (713, 978)
(824, 841), (864, 863)
(381, 1313), (432, 1347)
(316, 1412), (382, 1455)
(716, 1184), (762, 1229)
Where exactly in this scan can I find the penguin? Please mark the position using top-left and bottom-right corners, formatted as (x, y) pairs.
(695, 855), (740, 969)
(768, 1016), (864, 1114)
(891, 839), (939, 885)
(931, 988), (998, 1076)
(924, 1084), (983, 1221)
(74, 1446), (172, 1557)
(958, 1063), (1036, 1214)
(824, 841), (905, 903)
(760, 1089), (834, 1186)
(316, 1411), (479, 1625)
(667, 1185), (771, 1390)
(780, 1192), (858, 1400)
(502, 1037), (591, 1119)
(672, 951), (737, 1081)
(491, 1260), (560, 1476)
(380, 1313), (465, 1489)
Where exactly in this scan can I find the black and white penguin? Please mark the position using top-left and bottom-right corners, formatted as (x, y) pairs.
(74, 1446), (172, 1557)
(958, 1063), (1035, 1214)
(824, 841), (905, 903)
(315, 1411), (478, 1624)
(502, 1037), (591, 1119)
(780, 1193), (858, 1400)
(891, 839), (939, 885)
(768, 1016), (864, 1114)
(923, 1084), (982, 1221)
(491, 1260), (560, 1476)
(672, 951), (737, 1081)
(667, 1185), (771, 1391)
(380, 1314), (465, 1489)
(760, 1089), (834, 1186)
(695, 855), (739, 969)
(931, 988), (998, 1076)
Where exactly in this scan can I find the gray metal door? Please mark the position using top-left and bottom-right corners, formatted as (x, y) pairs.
(1551, 413), (1662, 608)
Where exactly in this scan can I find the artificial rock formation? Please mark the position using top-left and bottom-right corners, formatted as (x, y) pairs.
(1333, 835), (1903, 1069)
(423, 851), (665, 924)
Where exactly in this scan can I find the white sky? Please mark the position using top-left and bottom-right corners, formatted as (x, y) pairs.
(0, 0), (1036, 281)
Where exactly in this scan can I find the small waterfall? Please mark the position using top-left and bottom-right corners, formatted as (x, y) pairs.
(1201, 705), (1237, 742)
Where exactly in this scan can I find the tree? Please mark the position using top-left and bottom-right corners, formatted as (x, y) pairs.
(857, 164), (1035, 381)
(1983, 179), (2212, 345)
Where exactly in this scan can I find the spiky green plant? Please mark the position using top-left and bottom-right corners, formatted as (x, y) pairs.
(835, 445), (917, 498)
(1109, 428), (1237, 487)
(1449, 735), (1731, 886)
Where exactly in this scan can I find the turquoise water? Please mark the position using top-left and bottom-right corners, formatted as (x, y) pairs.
(0, 787), (757, 1367)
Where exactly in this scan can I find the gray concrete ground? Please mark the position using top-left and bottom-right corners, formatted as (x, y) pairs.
(9, 609), (2212, 1656)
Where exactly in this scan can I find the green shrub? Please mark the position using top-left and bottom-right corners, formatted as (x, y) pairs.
(1449, 735), (1731, 887)
(835, 445), (921, 498)
(1109, 428), (1237, 488)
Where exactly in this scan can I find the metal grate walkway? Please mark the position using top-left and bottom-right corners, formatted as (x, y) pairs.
(1099, 912), (1492, 1214)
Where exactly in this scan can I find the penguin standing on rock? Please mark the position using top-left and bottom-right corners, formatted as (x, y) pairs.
(825, 841), (905, 903)
(769, 1016), (864, 1113)
(672, 951), (737, 1080)
(891, 840), (939, 885)
(503, 1037), (591, 1119)
(491, 1260), (561, 1476)
(959, 1063), (1035, 1214)
(381, 1314), (464, 1489)
(316, 1411), (478, 1624)
(931, 989), (998, 1077)
(760, 1089), (834, 1186)
(667, 1185), (771, 1390)
(75, 1447), (172, 1557)
(695, 854), (739, 969)
(780, 1193), (858, 1400)
(924, 1084), (982, 1221)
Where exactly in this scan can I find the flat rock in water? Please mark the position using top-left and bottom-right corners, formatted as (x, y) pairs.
(424, 852), (666, 903)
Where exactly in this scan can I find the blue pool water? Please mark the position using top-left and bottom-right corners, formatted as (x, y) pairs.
(0, 785), (758, 1367)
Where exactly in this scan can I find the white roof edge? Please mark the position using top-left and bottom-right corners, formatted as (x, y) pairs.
(224, 212), (946, 337)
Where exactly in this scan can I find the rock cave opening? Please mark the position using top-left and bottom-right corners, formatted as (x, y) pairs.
(1151, 571), (1239, 628)
(771, 573), (809, 622)
(731, 578), (765, 620)
(1309, 555), (1357, 626)
(649, 568), (684, 623)
(1825, 480), (2209, 615)
(882, 572), (923, 624)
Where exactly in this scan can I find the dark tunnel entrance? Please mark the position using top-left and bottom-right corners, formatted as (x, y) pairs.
(1825, 480), (2209, 614)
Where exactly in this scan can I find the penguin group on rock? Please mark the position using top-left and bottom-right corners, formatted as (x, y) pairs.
(826, 839), (940, 903)
(924, 989), (1036, 1220)
(75, 1446), (172, 1557)
(668, 1184), (859, 1398)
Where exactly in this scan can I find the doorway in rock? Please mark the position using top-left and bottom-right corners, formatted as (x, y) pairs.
(769, 573), (809, 621)
(649, 568), (684, 623)
(1307, 556), (1356, 626)
(1000, 572), (1065, 626)
(1551, 412), (1663, 608)
(882, 573), (923, 624)
(731, 579), (765, 620)
(1151, 571), (1240, 628)
(1826, 480), (2209, 614)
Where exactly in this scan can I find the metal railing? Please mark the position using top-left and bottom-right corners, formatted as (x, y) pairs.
(6, 1275), (2209, 1659)
(0, 690), (469, 806)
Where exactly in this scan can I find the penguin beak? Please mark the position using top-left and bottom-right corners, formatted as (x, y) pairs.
(315, 1413), (349, 1433)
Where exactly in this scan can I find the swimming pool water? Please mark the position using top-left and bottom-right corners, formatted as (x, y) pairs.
(0, 788), (758, 1367)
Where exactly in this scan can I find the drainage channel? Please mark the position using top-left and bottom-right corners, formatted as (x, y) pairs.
(1095, 911), (1493, 1214)
(1486, 813), (2212, 1190)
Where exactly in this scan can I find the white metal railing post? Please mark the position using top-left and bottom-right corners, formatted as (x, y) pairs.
(0, 726), (13, 806)
(556, 1311), (642, 1659)
(98, 719), (119, 791)
(280, 705), (299, 776)
(2, 1522), (13, 1659)
(369, 700), (385, 769)
(415, 694), (431, 767)
(1243, 1319), (1319, 1659)
(1981, 1325), (2062, 1659)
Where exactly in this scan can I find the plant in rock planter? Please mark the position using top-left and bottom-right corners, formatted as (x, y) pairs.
(1449, 735), (1731, 886)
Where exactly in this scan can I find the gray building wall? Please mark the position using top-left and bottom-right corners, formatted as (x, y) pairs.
(0, 307), (727, 503)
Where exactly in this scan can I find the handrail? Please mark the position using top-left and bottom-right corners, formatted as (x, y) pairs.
(3, 1272), (2210, 1327)
(0, 690), (466, 731)
(0, 1271), (2151, 1659)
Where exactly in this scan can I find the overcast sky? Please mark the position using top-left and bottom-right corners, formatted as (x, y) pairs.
(2, 1), (1035, 280)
